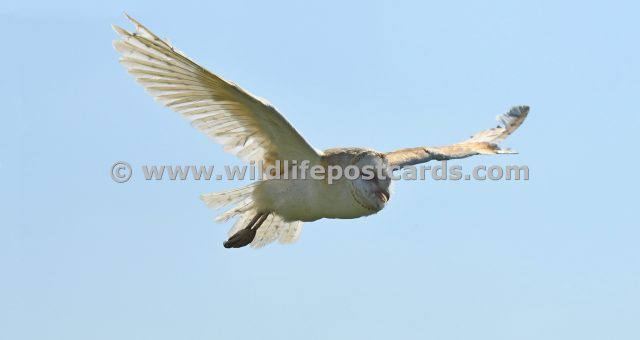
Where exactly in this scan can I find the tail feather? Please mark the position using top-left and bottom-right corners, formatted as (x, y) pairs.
(201, 183), (303, 248)
(201, 184), (255, 210)
(215, 200), (254, 223)
(252, 215), (303, 248)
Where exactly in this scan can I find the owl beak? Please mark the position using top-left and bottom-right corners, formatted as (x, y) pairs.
(376, 190), (390, 203)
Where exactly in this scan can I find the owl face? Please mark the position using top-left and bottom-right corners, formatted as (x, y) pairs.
(348, 152), (392, 212)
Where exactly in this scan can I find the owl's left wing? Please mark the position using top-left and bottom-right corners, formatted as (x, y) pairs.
(386, 106), (529, 168)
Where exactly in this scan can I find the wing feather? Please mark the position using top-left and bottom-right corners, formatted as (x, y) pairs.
(386, 106), (529, 168)
(112, 14), (321, 167)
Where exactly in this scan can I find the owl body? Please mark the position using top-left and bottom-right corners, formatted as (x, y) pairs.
(253, 148), (389, 222)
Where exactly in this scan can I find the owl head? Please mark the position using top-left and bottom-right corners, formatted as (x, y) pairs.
(348, 151), (392, 212)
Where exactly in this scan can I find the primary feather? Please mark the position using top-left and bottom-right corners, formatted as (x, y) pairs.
(112, 14), (321, 169)
(386, 106), (529, 168)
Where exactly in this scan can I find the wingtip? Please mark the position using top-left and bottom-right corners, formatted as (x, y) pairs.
(509, 105), (530, 117)
(123, 12), (143, 29)
(517, 105), (530, 115)
(495, 105), (530, 128)
(111, 24), (131, 37)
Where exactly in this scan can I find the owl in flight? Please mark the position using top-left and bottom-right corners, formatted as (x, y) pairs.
(113, 15), (529, 249)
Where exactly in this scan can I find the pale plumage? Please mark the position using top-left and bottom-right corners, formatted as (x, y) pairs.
(112, 14), (321, 169)
(385, 106), (529, 168)
(113, 15), (529, 249)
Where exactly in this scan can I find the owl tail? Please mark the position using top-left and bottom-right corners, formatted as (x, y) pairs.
(201, 183), (303, 248)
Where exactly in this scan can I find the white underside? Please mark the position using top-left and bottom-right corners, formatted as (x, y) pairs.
(254, 177), (377, 222)
(201, 176), (377, 248)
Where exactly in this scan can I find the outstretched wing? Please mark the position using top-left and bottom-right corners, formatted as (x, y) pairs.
(386, 106), (529, 168)
(112, 14), (321, 167)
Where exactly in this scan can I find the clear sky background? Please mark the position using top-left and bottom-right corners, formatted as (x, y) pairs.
(2, 1), (639, 339)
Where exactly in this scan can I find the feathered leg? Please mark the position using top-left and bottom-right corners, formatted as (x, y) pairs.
(223, 213), (269, 248)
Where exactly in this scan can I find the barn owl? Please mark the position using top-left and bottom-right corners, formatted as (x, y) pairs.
(112, 15), (529, 249)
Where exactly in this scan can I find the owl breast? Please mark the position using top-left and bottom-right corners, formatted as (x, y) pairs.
(253, 176), (378, 222)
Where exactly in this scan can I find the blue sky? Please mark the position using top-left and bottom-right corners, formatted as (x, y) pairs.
(2, 1), (639, 339)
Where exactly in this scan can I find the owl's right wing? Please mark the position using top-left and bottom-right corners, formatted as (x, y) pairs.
(386, 106), (529, 168)
(112, 14), (321, 168)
